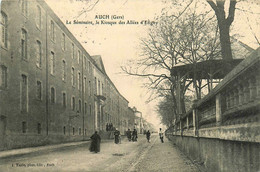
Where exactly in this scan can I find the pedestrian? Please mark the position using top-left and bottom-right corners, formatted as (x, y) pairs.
(109, 123), (112, 131)
(159, 128), (164, 143)
(126, 129), (132, 141)
(114, 128), (120, 144)
(89, 131), (101, 153)
(146, 130), (151, 142)
(106, 123), (108, 131)
(132, 128), (138, 142)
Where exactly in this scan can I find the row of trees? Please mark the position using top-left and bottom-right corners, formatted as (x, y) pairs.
(75, 0), (259, 127)
(122, 0), (259, 127)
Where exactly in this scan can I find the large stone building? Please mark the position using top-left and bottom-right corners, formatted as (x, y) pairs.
(0, 0), (136, 150)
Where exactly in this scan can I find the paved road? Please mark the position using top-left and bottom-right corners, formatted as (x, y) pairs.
(0, 134), (200, 172)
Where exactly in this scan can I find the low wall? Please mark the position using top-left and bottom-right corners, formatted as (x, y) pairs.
(167, 134), (259, 172)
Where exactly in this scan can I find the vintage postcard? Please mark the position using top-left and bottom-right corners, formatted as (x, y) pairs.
(0, 0), (259, 171)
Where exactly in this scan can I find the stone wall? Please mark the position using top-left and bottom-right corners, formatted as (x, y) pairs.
(166, 48), (260, 172)
(167, 135), (259, 172)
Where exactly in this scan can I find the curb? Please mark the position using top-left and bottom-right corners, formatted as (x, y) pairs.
(0, 136), (123, 160)
(0, 141), (90, 160)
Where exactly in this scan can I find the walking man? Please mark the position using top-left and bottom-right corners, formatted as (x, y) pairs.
(126, 129), (132, 141)
(146, 130), (151, 143)
(159, 128), (164, 143)
(132, 128), (138, 142)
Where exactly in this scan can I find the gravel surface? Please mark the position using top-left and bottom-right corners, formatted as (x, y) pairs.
(0, 134), (200, 172)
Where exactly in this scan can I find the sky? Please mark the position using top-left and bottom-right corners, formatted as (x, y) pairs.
(44, 0), (260, 129)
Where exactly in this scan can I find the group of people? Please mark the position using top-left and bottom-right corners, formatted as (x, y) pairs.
(126, 128), (138, 142)
(143, 128), (163, 143)
(89, 128), (164, 153)
(106, 123), (114, 131)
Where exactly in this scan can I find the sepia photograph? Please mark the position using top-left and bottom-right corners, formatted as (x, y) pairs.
(0, 0), (259, 171)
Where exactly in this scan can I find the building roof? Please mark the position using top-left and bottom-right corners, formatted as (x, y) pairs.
(92, 55), (107, 74)
(171, 59), (243, 79)
(37, 0), (129, 104)
(91, 55), (129, 103)
(171, 39), (255, 79)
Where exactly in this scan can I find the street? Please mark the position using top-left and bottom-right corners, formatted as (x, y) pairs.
(0, 134), (199, 172)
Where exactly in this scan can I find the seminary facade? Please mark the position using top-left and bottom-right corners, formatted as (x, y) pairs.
(0, 0), (136, 150)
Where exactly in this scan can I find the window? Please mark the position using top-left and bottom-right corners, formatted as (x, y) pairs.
(62, 92), (66, 107)
(71, 96), (75, 111)
(88, 61), (91, 72)
(37, 123), (41, 134)
(83, 77), (86, 93)
(0, 65), (7, 88)
(21, 0), (28, 16)
(88, 81), (91, 96)
(78, 72), (81, 90)
(85, 129), (87, 135)
(36, 41), (42, 67)
(36, 80), (42, 100)
(84, 56), (87, 69)
(79, 99), (81, 112)
(73, 127), (75, 135)
(21, 74), (28, 112)
(95, 77), (97, 94)
(84, 102), (87, 115)
(22, 121), (27, 133)
(51, 20), (55, 41)
(101, 83), (103, 95)
(71, 43), (74, 59)
(78, 50), (81, 64)
(36, 6), (41, 29)
(21, 29), (27, 59)
(71, 67), (75, 86)
(1, 12), (7, 48)
(62, 33), (65, 50)
(63, 126), (66, 135)
(50, 87), (55, 103)
(79, 128), (81, 135)
(62, 60), (66, 81)
(50, 51), (55, 75)
(98, 80), (100, 95)
(89, 104), (91, 116)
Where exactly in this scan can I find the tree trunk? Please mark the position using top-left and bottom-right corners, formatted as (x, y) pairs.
(180, 92), (186, 114)
(207, 0), (236, 61)
(219, 24), (233, 61)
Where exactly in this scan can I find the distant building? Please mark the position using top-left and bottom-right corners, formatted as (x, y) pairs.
(127, 107), (135, 130)
(0, 0), (135, 150)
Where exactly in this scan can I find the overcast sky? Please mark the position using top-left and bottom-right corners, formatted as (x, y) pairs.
(45, 0), (260, 129)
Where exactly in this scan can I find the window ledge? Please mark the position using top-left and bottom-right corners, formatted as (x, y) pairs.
(36, 98), (42, 102)
(1, 46), (8, 51)
(36, 25), (42, 32)
(22, 58), (29, 62)
(36, 65), (42, 70)
(0, 87), (8, 91)
(22, 14), (28, 19)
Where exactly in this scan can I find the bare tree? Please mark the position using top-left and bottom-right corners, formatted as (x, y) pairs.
(122, 7), (221, 117)
(157, 93), (176, 128)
